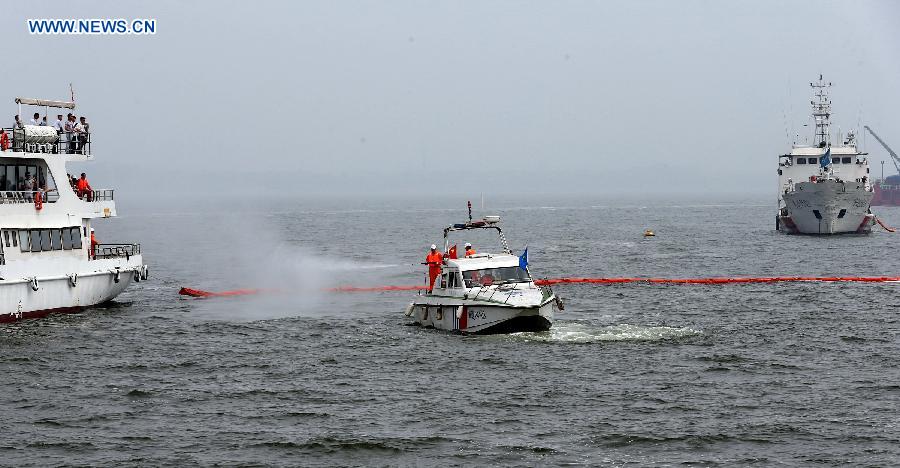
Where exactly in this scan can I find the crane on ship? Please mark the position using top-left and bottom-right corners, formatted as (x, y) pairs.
(865, 126), (900, 183)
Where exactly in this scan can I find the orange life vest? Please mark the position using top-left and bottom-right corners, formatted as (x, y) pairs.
(465, 248), (476, 257)
(425, 251), (443, 267)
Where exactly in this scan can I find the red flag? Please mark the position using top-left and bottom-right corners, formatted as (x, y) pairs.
(447, 245), (458, 259)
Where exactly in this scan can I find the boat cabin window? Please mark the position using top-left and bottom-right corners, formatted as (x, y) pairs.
(3, 230), (18, 248)
(842, 157), (852, 164)
(796, 158), (807, 164)
(0, 163), (56, 192)
(463, 266), (530, 287)
(446, 271), (462, 289)
(16, 227), (83, 253)
(19, 231), (29, 252)
(832, 158), (840, 164)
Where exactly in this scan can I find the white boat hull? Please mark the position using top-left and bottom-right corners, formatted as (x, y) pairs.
(0, 257), (146, 322)
(779, 180), (874, 234)
(408, 300), (555, 334)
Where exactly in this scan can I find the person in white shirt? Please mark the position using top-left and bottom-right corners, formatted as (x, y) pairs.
(78, 116), (90, 152)
(30, 112), (41, 126)
(74, 117), (85, 153)
(54, 115), (64, 153)
(14, 115), (23, 129)
(40, 116), (48, 126)
(64, 114), (76, 153)
(23, 172), (35, 200)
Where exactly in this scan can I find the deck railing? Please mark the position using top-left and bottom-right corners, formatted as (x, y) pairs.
(1, 127), (91, 155)
(0, 190), (60, 204)
(73, 189), (114, 202)
(93, 243), (140, 260)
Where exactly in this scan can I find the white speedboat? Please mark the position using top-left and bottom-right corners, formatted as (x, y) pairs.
(406, 214), (559, 334)
(776, 76), (875, 234)
(0, 97), (148, 322)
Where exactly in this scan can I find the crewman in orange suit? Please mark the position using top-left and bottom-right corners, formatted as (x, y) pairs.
(90, 228), (98, 260)
(76, 172), (93, 201)
(464, 242), (476, 257)
(425, 244), (443, 291)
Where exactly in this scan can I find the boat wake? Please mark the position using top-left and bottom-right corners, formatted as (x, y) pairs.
(509, 322), (701, 343)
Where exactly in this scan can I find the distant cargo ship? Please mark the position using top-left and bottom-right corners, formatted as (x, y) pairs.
(865, 126), (900, 207)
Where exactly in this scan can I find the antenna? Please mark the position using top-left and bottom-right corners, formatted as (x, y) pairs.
(809, 75), (832, 147)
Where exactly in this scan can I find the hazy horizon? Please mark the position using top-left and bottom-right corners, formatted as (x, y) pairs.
(2, 1), (899, 199)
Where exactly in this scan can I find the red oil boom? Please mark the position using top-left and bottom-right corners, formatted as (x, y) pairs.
(178, 276), (900, 298)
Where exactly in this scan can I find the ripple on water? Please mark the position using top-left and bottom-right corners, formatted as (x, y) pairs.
(504, 321), (702, 343)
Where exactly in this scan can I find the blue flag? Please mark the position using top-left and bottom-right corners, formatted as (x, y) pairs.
(820, 147), (831, 168)
(519, 247), (529, 269)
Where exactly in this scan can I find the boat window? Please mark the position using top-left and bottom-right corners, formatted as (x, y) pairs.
(463, 266), (530, 287)
(11, 230), (17, 247)
(71, 227), (83, 249)
(50, 229), (62, 250)
(796, 158), (806, 164)
(842, 157), (852, 164)
(30, 230), (42, 252)
(39, 229), (51, 251)
(62, 228), (73, 250)
(447, 271), (461, 289)
(832, 158), (840, 164)
(19, 230), (30, 252)
(440, 272), (447, 289)
(3, 231), (9, 248)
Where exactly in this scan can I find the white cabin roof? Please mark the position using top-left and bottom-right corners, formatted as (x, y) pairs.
(445, 253), (519, 271)
(788, 145), (860, 156)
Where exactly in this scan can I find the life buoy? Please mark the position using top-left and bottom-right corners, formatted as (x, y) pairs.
(113, 269), (121, 284)
(141, 266), (149, 280)
(34, 191), (43, 210)
(133, 269), (141, 282)
(68, 273), (77, 287)
(30, 277), (39, 291)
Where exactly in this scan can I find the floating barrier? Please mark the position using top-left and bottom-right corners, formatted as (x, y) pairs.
(178, 287), (265, 298)
(533, 276), (900, 285)
(876, 217), (897, 233)
(178, 276), (900, 299)
(178, 285), (426, 298)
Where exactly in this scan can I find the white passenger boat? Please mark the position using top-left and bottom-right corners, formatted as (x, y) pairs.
(776, 76), (875, 234)
(0, 97), (147, 322)
(406, 214), (559, 334)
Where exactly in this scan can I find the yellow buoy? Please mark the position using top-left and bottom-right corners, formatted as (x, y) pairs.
(643, 229), (655, 237)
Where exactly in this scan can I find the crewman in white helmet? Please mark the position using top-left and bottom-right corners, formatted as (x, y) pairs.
(425, 244), (443, 291)
(464, 242), (476, 257)
(89, 228), (98, 260)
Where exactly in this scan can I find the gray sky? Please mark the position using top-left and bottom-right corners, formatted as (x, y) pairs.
(2, 1), (898, 198)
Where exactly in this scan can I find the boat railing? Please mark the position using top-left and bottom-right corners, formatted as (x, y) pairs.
(93, 243), (140, 260)
(88, 189), (114, 202)
(0, 190), (60, 204)
(1, 127), (91, 155)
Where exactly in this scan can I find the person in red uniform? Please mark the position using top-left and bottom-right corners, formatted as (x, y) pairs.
(76, 172), (93, 201)
(90, 228), (99, 260)
(464, 242), (476, 257)
(425, 244), (443, 291)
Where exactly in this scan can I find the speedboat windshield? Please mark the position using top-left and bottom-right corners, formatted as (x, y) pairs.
(463, 266), (530, 286)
